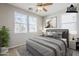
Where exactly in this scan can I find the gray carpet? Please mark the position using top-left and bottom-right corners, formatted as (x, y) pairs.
(16, 45), (73, 56)
(66, 48), (73, 56)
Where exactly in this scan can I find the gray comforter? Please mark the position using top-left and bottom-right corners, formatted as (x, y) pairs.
(26, 35), (67, 56)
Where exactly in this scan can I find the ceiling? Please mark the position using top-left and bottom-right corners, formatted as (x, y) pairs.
(9, 3), (78, 17)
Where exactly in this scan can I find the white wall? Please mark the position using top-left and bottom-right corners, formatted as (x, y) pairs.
(0, 3), (43, 47)
(77, 4), (79, 37)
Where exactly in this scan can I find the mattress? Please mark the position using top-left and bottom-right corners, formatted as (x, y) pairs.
(26, 35), (67, 56)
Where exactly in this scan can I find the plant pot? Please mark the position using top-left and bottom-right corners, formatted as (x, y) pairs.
(1, 47), (8, 54)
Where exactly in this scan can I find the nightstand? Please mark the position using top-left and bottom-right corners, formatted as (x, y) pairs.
(69, 40), (77, 50)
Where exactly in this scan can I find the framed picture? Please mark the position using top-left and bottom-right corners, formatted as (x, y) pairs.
(45, 17), (57, 28)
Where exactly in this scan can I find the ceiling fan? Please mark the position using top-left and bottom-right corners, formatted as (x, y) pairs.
(36, 3), (53, 12)
(28, 3), (53, 12)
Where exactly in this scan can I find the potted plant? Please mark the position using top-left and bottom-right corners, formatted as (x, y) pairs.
(0, 26), (9, 54)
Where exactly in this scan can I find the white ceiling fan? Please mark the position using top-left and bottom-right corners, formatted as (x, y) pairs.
(28, 3), (53, 12)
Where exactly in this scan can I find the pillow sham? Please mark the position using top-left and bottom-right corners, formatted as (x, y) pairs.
(44, 31), (62, 39)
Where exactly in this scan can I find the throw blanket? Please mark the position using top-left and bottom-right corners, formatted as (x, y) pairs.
(26, 35), (67, 56)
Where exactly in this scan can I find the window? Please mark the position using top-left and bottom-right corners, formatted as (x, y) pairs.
(15, 12), (37, 33)
(61, 13), (77, 34)
(28, 16), (37, 32)
(15, 12), (27, 33)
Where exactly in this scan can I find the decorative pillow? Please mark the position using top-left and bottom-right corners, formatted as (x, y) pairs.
(44, 32), (55, 37)
(44, 31), (62, 39)
(54, 32), (62, 38)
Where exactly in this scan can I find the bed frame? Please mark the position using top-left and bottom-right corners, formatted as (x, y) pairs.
(45, 28), (69, 48)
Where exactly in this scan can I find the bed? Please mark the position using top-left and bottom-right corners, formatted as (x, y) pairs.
(26, 29), (69, 56)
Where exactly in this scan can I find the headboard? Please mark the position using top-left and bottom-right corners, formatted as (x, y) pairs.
(45, 28), (69, 47)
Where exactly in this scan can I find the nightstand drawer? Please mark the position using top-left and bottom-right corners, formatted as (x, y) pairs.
(69, 40), (76, 49)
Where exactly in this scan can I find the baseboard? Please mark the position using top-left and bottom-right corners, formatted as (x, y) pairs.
(8, 43), (26, 49)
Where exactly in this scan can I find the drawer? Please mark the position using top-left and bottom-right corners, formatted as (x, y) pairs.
(69, 41), (76, 49)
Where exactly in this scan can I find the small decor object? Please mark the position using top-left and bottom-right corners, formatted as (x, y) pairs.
(0, 26), (10, 55)
(66, 4), (78, 13)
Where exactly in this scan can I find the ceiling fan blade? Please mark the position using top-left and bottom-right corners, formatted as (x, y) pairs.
(43, 8), (47, 12)
(37, 3), (42, 6)
(43, 3), (53, 6)
(37, 3), (53, 6)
